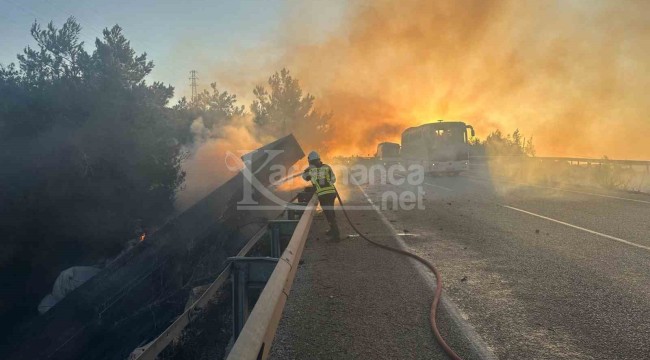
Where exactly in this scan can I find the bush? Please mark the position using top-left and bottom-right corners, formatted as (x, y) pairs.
(0, 18), (186, 331)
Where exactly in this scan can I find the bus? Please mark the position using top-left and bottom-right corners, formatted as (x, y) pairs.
(400, 120), (475, 175)
(375, 142), (401, 165)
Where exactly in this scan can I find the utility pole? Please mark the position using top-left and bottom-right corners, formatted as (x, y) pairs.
(189, 70), (198, 102)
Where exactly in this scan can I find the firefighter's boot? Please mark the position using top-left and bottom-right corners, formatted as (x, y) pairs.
(327, 221), (340, 239)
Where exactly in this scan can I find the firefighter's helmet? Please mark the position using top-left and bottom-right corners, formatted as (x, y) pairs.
(308, 151), (320, 161)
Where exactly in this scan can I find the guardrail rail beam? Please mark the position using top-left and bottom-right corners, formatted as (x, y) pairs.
(226, 195), (317, 360)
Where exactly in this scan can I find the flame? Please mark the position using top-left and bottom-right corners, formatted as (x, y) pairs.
(139, 233), (146, 242)
(271, 0), (650, 160)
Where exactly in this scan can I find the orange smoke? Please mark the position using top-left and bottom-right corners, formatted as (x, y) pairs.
(277, 0), (650, 159)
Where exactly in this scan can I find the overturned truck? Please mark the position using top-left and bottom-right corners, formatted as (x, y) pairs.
(2, 135), (304, 360)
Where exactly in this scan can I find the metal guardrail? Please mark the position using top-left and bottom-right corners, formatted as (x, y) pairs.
(130, 194), (317, 360)
(129, 227), (268, 360)
(469, 155), (650, 167)
(227, 195), (318, 360)
(534, 156), (649, 167)
(4, 135), (306, 360)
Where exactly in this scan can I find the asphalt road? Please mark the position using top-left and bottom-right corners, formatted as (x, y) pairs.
(270, 205), (482, 359)
(270, 169), (650, 359)
(361, 170), (650, 359)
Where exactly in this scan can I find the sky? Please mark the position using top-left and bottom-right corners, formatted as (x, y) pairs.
(0, 0), (346, 100)
(1, 0), (649, 160)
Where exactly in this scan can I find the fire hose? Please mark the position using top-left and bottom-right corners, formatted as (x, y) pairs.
(333, 187), (464, 360)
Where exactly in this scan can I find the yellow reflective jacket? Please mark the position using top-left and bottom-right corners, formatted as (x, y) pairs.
(302, 164), (337, 196)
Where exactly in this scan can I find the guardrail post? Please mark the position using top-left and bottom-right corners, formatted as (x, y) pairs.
(231, 261), (249, 339)
(226, 195), (317, 360)
(270, 225), (281, 258)
(286, 202), (308, 220)
(230, 257), (279, 340)
(297, 189), (316, 203)
(267, 220), (299, 258)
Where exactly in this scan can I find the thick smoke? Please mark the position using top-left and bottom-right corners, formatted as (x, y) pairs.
(179, 0), (649, 208)
(278, 0), (650, 159)
(176, 115), (261, 210)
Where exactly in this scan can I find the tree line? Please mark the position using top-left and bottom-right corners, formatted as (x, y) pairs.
(0, 18), (327, 333)
(0, 17), (531, 333)
(470, 128), (536, 157)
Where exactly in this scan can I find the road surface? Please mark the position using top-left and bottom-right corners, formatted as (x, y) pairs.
(272, 170), (650, 359)
(366, 171), (650, 359)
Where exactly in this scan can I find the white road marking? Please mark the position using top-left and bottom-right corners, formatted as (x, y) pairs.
(356, 185), (498, 359)
(502, 205), (650, 252)
(347, 233), (417, 237)
(534, 184), (650, 204)
(464, 174), (650, 205)
(424, 182), (454, 191)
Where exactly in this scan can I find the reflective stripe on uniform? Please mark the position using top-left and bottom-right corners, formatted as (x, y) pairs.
(308, 165), (336, 196)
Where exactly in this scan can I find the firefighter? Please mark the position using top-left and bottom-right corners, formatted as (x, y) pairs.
(302, 151), (340, 239)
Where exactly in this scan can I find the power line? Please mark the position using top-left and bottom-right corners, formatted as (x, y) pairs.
(189, 70), (198, 102)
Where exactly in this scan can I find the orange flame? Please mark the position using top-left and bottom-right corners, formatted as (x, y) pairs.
(277, 0), (650, 159)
